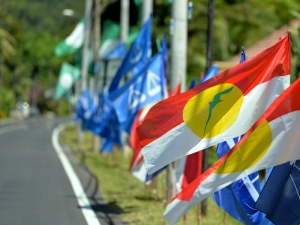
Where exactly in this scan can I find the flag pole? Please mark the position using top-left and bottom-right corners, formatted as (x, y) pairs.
(168, 0), (188, 202)
(120, 0), (130, 159)
(142, 0), (153, 23)
(77, 0), (93, 143)
(201, 0), (215, 216)
(92, 0), (101, 152)
(81, 0), (93, 92)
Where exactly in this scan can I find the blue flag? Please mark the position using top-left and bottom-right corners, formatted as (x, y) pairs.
(212, 49), (267, 225)
(86, 88), (123, 153)
(240, 47), (246, 63)
(108, 52), (165, 129)
(255, 160), (300, 225)
(188, 77), (196, 90)
(105, 42), (127, 60)
(74, 88), (91, 122)
(199, 64), (218, 83)
(108, 15), (152, 93)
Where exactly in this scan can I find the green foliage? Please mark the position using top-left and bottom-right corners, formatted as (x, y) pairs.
(1, 0), (300, 114)
(0, 87), (16, 117)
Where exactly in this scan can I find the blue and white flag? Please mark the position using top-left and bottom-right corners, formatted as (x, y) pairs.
(74, 88), (91, 122)
(199, 64), (218, 83)
(108, 52), (165, 127)
(108, 15), (152, 93)
(255, 160), (300, 225)
(104, 42), (127, 60)
(188, 77), (196, 90)
(212, 49), (266, 225)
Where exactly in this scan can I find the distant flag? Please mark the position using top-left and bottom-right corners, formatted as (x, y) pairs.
(108, 15), (152, 93)
(240, 47), (246, 63)
(54, 62), (80, 100)
(55, 18), (85, 57)
(105, 42), (127, 60)
(212, 49), (264, 225)
(255, 160), (300, 225)
(170, 82), (181, 97)
(138, 34), (290, 175)
(188, 77), (196, 89)
(109, 51), (165, 127)
(74, 88), (90, 122)
(100, 138), (114, 154)
(96, 88), (123, 152)
(199, 64), (218, 83)
(164, 75), (300, 225)
(99, 40), (127, 60)
(129, 105), (166, 184)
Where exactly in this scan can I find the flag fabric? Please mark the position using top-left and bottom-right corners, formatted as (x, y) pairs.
(255, 160), (300, 225)
(54, 62), (80, 100)
(240, 47), (246, 63)
(109, 52), (165, 126)
(212, 48), (263, 225)
(55, 18), (85, 57)
(175, 77), (202, 192)
(164, 74), (300, 225)
(212, 136), (262, 225)
(99, 39), (127, 60)
(74, 88), (91, 122)
(129, 105), (166, 183)
(105, 42), (127, 60)
(199, 64), (218, 83)
(188, 77), (196, 90)
(138, 34), (290, 175)
(95, 88), (123, 152)
(108, 15), (152, 93)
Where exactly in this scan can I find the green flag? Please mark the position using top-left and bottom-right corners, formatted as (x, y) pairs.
(54, 18), (85, 57)
(54, 62), (80, 99)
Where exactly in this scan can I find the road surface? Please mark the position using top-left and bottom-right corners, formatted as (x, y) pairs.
(0, 117), (128, 225)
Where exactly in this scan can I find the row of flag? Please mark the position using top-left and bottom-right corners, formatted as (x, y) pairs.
(137, 32), (300, 225)
(54, 9), (300, 225)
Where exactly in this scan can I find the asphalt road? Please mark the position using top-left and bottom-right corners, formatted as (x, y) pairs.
(0, 117), (128, 225)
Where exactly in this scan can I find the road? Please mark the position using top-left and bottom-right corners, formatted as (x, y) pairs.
(0, 117), (128, 225)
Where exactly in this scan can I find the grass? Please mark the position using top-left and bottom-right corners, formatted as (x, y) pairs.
(60, 123), (242, 225)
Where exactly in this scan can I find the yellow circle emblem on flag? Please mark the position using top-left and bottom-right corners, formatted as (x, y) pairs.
(183, 83), (244, 138)
(214, 119), (272, 174)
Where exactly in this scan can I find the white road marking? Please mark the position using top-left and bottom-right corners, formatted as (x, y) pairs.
(52, 124), (101, 225)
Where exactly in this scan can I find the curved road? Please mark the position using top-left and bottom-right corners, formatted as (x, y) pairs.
(0, 117), (127, 225)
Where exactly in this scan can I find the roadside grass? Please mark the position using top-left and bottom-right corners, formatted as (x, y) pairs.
(60, 123), (241, 225)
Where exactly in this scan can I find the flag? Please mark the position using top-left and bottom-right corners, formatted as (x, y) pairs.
(255, 160), (300, 225)
(99, 39), (127, 60)
(108, 15), (152, 93)
(164, 75), (300, 225)
(74, 88), (91, 122)
(55, 18), (85, 57)
(54, 62), (80, 100)
(109, 52), (165, 126)
(92, 88), (123, 152)
(105, 42), (127, 60)
(188, 77), (196, 90)
(212, 136), (262, 224)
(175, 77), (202, 192)
(129, 105), (166, 183)
(138, 34), (290, 175)
(212, 48), (263, 225)
(199, 64), (218, 83)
